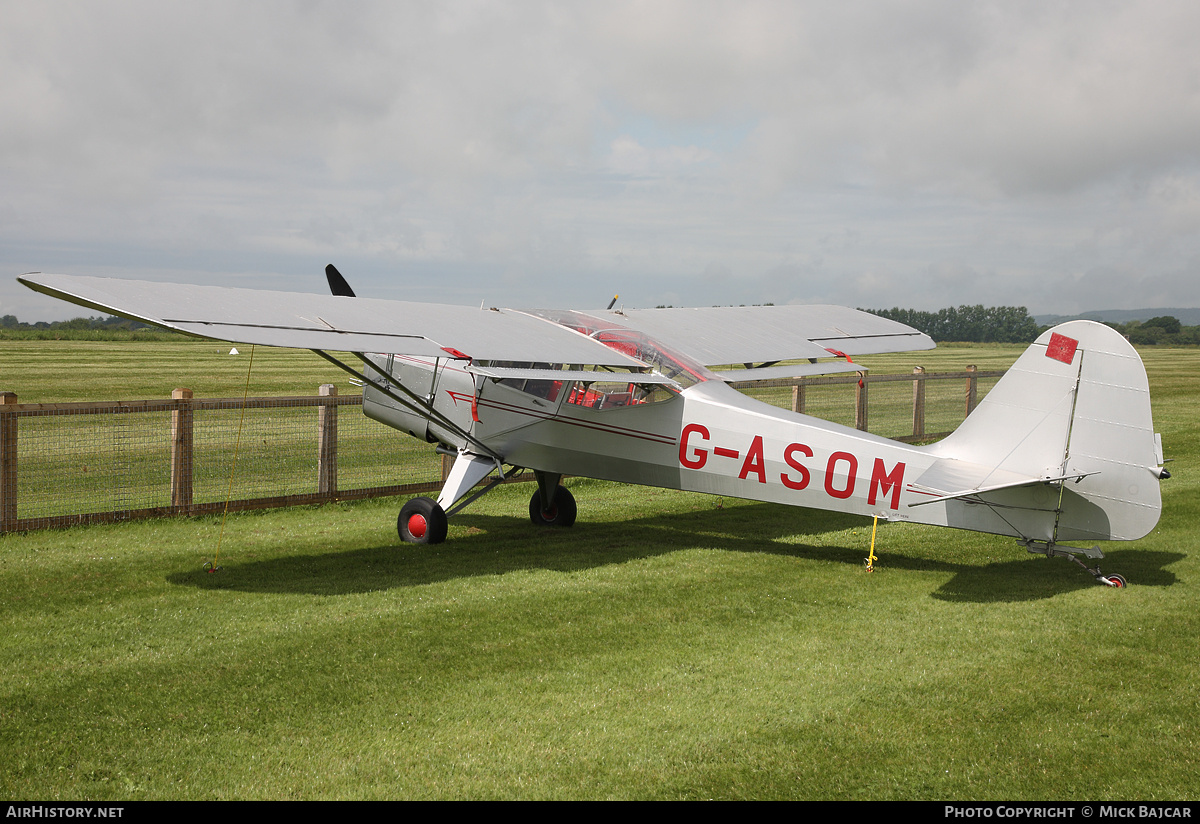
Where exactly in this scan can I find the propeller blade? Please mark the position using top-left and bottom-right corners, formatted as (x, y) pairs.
(325, 264), (356, 298)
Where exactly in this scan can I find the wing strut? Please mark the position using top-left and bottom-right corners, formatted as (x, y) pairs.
(310, 349), (499, 459)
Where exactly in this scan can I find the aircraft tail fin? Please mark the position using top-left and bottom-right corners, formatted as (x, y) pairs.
(916, 321), (1163, 542)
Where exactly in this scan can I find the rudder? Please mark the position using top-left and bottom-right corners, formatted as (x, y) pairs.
(922, 321), (1163, 542)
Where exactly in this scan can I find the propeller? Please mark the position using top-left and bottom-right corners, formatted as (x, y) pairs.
(325, 264), (356, 298)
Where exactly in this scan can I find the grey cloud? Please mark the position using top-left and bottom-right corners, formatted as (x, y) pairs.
(4, 1), (1200, 321)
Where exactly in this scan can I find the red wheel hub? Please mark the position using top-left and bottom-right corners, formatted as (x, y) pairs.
(407, 513), (428, 539)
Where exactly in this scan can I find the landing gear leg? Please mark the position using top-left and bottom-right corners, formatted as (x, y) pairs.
(1022, 540), (1127, 587)
(396, 450), (517, 544)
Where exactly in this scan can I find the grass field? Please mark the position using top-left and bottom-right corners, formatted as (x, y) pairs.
(1, 339), (1197, 800)
(0, 339), (351, 402)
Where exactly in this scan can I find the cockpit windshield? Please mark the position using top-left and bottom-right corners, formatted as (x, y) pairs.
(524, 309), (715, 390)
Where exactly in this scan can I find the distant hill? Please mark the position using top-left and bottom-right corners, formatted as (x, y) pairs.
(1035, 308), (1200, 326)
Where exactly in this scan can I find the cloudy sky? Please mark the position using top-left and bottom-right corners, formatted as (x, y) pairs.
(4, 0), (1200, 321)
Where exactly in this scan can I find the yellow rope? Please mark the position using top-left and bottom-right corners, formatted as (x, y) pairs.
(208, 345), (255, 572)
(865, 515), (879, 572)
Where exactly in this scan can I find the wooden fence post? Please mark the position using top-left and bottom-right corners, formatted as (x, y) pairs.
(318, 384), (337, 496)
(965, 365), (978, 418)
(855, 373), (869, 432)
(1, 391), (17, 529)
(791, 381), (805, 415)
(170, 388), (193, 511)
(912, 366), (926, 439)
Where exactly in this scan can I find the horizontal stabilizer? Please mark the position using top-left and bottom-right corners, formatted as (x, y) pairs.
(907, 466), (1099, 507)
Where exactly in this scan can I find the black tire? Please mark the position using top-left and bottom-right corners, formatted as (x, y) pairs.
(529, 485), (577, 528)
(398, 497), (448, 544)
(1108, 573), (1128, 588)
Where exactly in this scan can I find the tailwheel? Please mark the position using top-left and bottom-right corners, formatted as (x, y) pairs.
(398, 496), (448, 544)
(1023, 540), (1126, 587)
(529, 485), (577, 528)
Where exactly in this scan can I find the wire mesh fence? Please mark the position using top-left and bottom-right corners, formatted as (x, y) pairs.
(0, 367), (1002, 532)
(0, 390), (445, 531)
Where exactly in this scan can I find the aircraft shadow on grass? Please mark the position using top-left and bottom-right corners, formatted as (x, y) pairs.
(166, 502), (1183, 602)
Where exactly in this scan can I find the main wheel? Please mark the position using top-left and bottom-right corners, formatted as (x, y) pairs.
(1108, 573), (1128, 588)
(529, 486), (577, 528)
(398, 497), (448, 544)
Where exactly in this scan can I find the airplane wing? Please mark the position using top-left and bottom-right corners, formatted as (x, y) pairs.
(593, 305), (934, 365)
(17, 273), (648, 369)
(18, 274), (933, 376)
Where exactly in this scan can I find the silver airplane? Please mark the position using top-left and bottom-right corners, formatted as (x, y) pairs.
(19, 267), (1168, 586)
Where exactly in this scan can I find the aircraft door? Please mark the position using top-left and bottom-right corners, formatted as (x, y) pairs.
(361, 354), (436, 442)
(472, 369), (568, 446)
(428, 361), (479, 447)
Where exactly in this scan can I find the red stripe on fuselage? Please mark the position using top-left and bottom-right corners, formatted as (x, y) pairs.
(447, 391), (678, 446)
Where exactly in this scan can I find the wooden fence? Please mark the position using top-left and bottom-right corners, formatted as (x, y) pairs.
(0, 366), (1001, 532)
(0, 385), (448, 533)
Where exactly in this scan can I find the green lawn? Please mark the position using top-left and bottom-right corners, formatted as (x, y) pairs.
(0, 340), (1196, 799)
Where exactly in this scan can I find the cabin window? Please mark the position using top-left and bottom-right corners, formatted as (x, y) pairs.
(492, 362), (564, 402)
(565, 379), (674, 410)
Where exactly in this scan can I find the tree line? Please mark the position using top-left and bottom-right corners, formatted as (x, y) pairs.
(1102, 316), (1200, 346)
(864, 306), (1200, 345)
(2, 313), (153, 331)
(0, 314), (180, 340)
(861, 305), (1041, 343)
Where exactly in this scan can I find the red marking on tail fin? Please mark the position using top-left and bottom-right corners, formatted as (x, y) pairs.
(1046, 333), (1078, 364)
